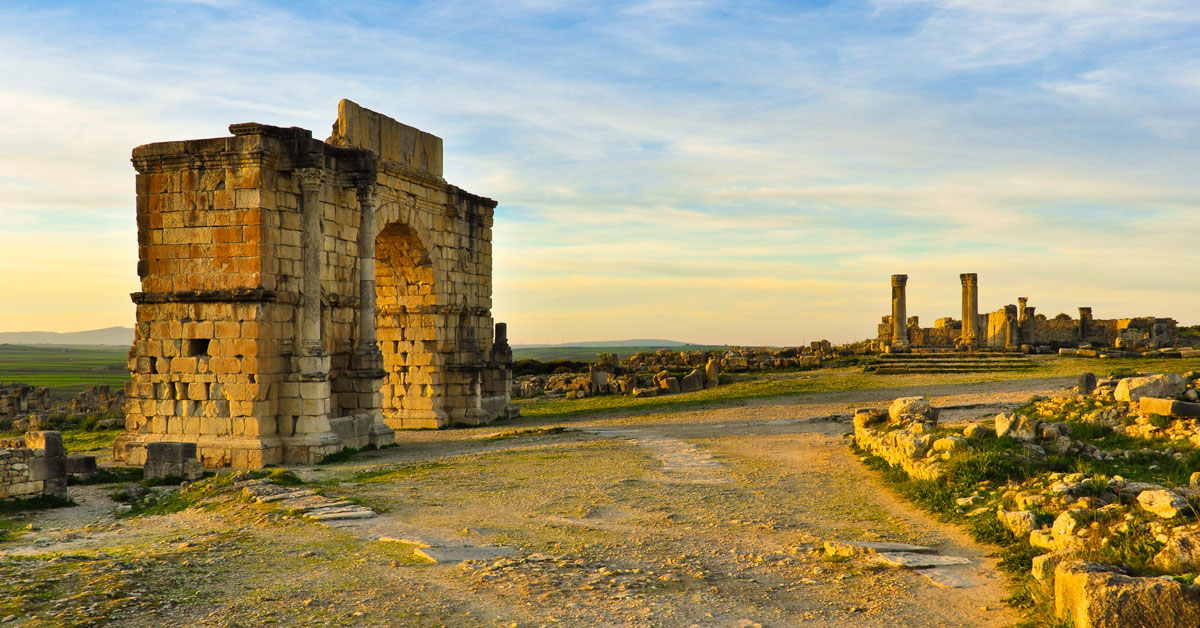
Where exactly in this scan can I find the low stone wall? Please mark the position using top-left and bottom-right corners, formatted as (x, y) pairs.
(0, 431), (67, 500)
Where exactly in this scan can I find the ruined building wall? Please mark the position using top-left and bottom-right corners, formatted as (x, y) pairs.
(874, 274), (1185, 351)
(116, 100), (513, 469)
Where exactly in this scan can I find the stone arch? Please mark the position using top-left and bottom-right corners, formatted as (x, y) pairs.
(374, 220), (443, 428)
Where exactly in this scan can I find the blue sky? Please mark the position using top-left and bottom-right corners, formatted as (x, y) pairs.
(1, 0), (1197, 344)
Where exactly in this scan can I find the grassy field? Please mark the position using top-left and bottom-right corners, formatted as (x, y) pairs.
(515, 355), (1200, 421)
(512, 344), (727, 361)
(0, 344), (129, 394)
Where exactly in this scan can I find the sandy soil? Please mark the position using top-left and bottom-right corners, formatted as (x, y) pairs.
(1, 377), (1072, 627)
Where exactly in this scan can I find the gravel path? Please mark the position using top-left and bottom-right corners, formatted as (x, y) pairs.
(4, 376), (1073, 627)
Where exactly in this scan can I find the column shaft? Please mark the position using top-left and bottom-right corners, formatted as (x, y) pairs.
(891, 274), (909, 347)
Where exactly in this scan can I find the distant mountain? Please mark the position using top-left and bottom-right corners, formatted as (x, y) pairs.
(0, 326), (134, 346)
(514, 339), (702, 348)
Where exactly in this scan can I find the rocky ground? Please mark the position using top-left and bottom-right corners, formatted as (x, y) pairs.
(0, 377), (1076, 627)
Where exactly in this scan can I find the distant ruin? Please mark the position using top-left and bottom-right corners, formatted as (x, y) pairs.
(115, 100), (515, 468)
(876, 273), (1183, 352)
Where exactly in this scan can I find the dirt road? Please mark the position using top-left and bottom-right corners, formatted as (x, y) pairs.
(3, 377), (1072, 627)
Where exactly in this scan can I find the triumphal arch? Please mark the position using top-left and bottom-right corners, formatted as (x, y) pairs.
(114, 100), (515, 468)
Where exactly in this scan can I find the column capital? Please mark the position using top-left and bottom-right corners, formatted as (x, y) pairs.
(296, 168), (323, 192)
(959, 272), (978, 285)
(355, 183), (377, 207)
(891, 274), (908, 287)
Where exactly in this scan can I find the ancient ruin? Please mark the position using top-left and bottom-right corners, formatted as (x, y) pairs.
(114, 100), (515, 468)
(876, 273), (1186, 352)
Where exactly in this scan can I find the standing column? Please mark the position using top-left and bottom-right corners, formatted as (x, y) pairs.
(289, 168), (339, 463)
(891, 274), (909, 349)
(355, 185), (380, 358)
(960, 273), (978, 348)
(352, 183), (394, 448)
(298, 168), (325, 361)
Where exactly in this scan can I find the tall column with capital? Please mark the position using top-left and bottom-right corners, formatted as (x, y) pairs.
(960, 273), (979, 348)
(891, 274), (909, 349)
(351, 183), (394, 448)
(288, 168), (340, 462)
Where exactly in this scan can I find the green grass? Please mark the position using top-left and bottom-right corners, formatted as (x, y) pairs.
(516, 356), (1200, 422)
(60, 428), (124, 452)
(0, 344), (129, 393)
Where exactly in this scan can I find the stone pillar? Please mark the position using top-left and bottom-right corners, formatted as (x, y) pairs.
(356, 185), (379, 355)
(891, 274), (909, 349)
(1005, 306), (1018, 349)
(287, 168), (340, 463)
(960, 273), (979, 348)
(1078, 307), (1092, 343)
(298, 169), (325, 359)
(351, 183), (394, 448)
(1018, 297), (1028, 322)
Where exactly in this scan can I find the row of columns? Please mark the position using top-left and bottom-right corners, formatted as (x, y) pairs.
(291, 170), (390, 459)
(891, 274), (1097, 349)
(890, 272), (980, 350)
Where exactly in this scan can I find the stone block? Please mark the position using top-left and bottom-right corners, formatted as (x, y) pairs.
(25, 431), (64, 457)
(28, 456), (66, 482)
(66, 455), (98, 476)
(1054, 560), (1200, 628)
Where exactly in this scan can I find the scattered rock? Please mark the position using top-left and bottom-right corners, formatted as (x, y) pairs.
(997, 509), (1038, 538)
(1114, 373), (1186, 402)
(888, 396), (936, 426)
(1137, 489), (1190, 519)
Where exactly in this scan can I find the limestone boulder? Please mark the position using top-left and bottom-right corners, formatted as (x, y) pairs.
(995, 412), (1038, 441)
(888, 396), (936, 426)
(1137, 489), (1190, 519)
(1114, 373), (1186, 402)
(853, 409), (887, 430)
(1154, 531), (1200, 573)
(962, 422), (988, 439)
(997, 509), (1038, 538)
(680, 369), (706, 393)
(1054, 560), (1200, 628)
(894, 431), (931, 459)
(1052, 509), (1086, 547)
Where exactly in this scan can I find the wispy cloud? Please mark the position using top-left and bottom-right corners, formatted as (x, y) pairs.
(0, 0), (1196, 341)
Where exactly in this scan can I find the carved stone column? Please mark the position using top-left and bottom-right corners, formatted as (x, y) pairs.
(891, 274), (909, 349)
(351, 183), (394, 448)
(1078, 307), (1092, 343)
(960, 273), (979, 348)
(287, 168), (339, 462)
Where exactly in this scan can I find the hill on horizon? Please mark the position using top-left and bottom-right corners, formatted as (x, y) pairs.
(0, 326), (134, 346)
(513, 339), (704, 348)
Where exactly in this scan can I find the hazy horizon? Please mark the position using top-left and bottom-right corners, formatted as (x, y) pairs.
(2, 1), (1198, 345)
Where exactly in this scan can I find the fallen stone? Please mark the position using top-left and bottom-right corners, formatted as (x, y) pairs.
(1114, 373), (1187, 402)
(1055, 560), (1200, 628)
(922, 567), (976, 588)
(997, 509), (1038, 538)
(823, 540), (936, 557)
(1154, 531), (1200, 572)
(1137, 489), (1190, 519)
(1078, 372), (1097, 395)
(1032, 551), (1069, 584)
(1139, 397), (1200, 419)
(874, 552), (972, 568)
(680, 369), (706, 393)
(888, 396), (936, 425)
(414, 545), (515, 564)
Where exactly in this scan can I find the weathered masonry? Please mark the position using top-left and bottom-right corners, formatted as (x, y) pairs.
(877, 273), (1181, 351)
(115, 100), (515, 468)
